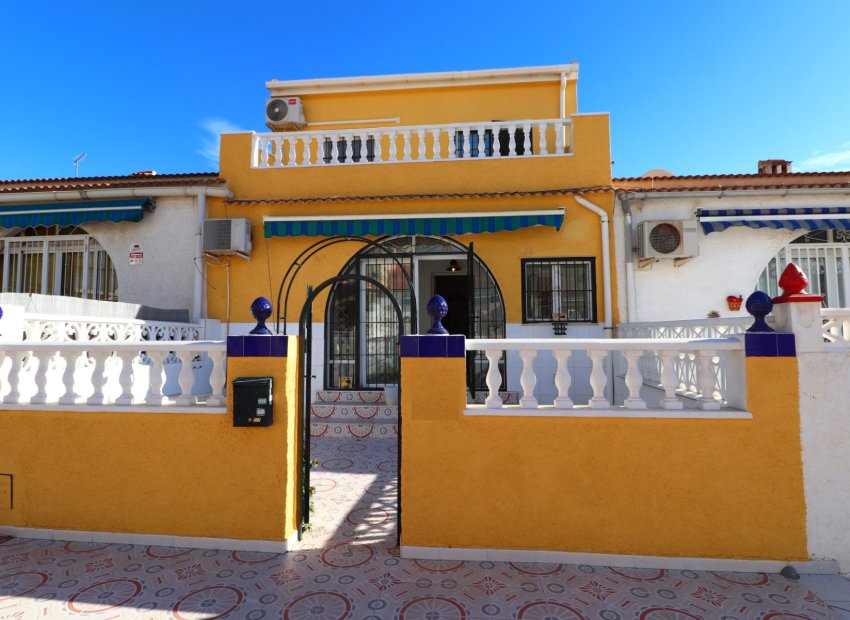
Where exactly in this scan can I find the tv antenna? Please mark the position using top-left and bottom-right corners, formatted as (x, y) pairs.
(72, 152), (87, 177)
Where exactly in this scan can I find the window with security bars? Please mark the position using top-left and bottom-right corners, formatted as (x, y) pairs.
(322, 136), (376, 164)
(0, 226), (118, 301)
(522, 257), (596, 323)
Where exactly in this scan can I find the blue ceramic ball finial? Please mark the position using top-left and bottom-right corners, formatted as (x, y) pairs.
(745, 291), (775, 333)
(249, 297), (273, 335)
(426, 295), (449, 335)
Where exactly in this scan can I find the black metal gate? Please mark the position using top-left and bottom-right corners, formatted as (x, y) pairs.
(297, 275), (404, 539)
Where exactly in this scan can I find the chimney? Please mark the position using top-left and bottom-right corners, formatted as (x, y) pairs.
(758, 159), (792, 175)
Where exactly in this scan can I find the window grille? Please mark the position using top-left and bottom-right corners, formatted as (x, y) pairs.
(0, 226), (118, 301)
(522, 257), (596, 323)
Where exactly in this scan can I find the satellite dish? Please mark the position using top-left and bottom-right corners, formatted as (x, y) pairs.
(641, 168), (675, 178)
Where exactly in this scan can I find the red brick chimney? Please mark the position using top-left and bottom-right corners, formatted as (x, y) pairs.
(758, 159), (792, 175)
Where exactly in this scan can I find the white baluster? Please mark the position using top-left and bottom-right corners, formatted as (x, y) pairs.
(431, 128), (441, 160)
(518, 349), (538, 408)
(553, 350), (573, 408)
(145, 351), (167, 405)
(537, 123), (548, 154)
(416, 129), (426, 161)
(697, 350), (721, 410)
(588, 349), (610, 409)
(622, 350), (647, 409)
(330, 134), (339, 164)
(477, 125), (486, 157)
(483, 348), (503, 408)
(373, 132), (382, 162)
(207, 350), (227, 406)
(288, 137), (297, 167)
(555, 122), (566, 155)
(659, 350), (684, 410)
(251, 136), (260, 167)
(58, 352), (82, 404)
(302, 135), (312, 166)
(30, 350), (51, 404)
(507, 124), (517, 156)
(175, 351), (196, 406)
(462, 128), (471, 159)
(86, 351), (110, 405)
(402, 130), (412, 161)
(522, 123), (532, 155)
(115, 351), (137, 405)
(260, 136), (269, 167)
(388, 130), (397, 162)
(492, 125), (503, 158)
(359, 133), (369, 163)
(3, 351), (26, 404)
(274, 137), (284, 167)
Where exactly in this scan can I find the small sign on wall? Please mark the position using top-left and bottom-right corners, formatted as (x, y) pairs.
(129, 243), (144, 266)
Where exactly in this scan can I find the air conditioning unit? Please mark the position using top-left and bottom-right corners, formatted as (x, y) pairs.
(265, 96), (306, 130)
(203, 218), (252, 256)
(636, 220), (699, 259)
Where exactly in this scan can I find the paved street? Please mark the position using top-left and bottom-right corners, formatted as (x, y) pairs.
(1, 437), (848, 619)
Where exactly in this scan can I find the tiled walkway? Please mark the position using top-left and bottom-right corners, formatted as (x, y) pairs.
(0, 437), (846, 619)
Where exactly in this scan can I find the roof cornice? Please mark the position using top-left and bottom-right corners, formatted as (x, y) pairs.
(267, 64), (579, 96)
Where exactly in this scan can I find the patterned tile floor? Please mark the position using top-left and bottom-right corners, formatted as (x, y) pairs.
(0, 436), (846, 619)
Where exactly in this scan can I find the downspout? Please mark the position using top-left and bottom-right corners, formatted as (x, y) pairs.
(559, 72), (567, 119)
(620, 193), (637, 322)
(574, 195), (612, 330)
(193, 193), (207, 323)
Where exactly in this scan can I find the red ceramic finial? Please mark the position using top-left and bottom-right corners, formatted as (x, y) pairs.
(778, 263), (809, 296)
(772, 262), (823, 304)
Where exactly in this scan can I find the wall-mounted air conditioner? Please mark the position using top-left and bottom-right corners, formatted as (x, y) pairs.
(203, 218), (252, 256)
(265, 96), (306, 130)
(636, 220), (698, 259)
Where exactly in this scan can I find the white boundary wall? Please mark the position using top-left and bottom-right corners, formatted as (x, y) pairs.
(797, 350), (850, 574)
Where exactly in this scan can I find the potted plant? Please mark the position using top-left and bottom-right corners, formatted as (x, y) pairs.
(726, 294), (744, 312)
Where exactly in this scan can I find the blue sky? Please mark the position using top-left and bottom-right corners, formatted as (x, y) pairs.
(2, 1), (848, 180)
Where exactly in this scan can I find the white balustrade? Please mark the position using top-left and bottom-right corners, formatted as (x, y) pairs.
(251, 119), (572, 168)
(466, 338), (743, 415)
(0, 341), (226, 409)
(822, 309), (850, 347)
(22, 314), (204, 343)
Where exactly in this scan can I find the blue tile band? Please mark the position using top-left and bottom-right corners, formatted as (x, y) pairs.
(227, 335), (288, 357)
(744, 333), (796, 357)
(400, 335), (466, 358)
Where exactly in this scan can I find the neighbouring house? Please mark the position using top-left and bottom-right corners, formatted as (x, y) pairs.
(0, 171), (230, 335)
(613, 161), (850, 323)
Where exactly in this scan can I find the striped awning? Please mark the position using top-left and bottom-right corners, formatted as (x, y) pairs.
(264, 208), (565, 238)
(0, 199), (151, 229)
(699, 207), (850, 234)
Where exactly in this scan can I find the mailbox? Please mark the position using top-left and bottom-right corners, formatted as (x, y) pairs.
(232, 377), (273, 427)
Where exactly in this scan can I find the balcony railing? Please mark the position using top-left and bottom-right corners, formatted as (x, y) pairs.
(466, 337), (745, 416)
(251, 119), (572, 168)
(0, 341), (226, 409)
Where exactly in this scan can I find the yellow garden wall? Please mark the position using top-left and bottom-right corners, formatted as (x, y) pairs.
(400, 355), (807, 560)
(0, 338), (301, 544)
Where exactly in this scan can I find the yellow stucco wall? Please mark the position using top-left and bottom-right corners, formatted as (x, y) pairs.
(400, 355), (807, 560)
(0, 339), (301, 543)
(205, 192), (615, 326)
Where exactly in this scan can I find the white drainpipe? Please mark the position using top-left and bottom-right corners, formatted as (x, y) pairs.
(559, 72), (567, 119)
(193, 193), (207, 322)
(574, 195), (612, 330)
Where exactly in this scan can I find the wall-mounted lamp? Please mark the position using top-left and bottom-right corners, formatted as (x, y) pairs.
(447, 260), (459, 272)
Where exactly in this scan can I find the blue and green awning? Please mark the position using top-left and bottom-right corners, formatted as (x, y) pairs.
(264, 208), (565, 238)
(699, 207), (850, 234)
(0, 199), (151, 229)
